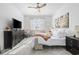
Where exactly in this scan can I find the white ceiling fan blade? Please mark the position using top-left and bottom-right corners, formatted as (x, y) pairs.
(40, 4), (47, 8)
(28, 6), (37, 8)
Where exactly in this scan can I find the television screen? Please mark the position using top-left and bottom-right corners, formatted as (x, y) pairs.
(13, 18), (21, 28)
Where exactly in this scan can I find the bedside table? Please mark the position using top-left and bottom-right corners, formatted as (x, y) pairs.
(66, 36), (79, 55)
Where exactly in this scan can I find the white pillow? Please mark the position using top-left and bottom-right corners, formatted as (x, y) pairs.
(52, 29), (59, 37)
(65, 29), (74, 36)
(52, 29), (66, 38)
(58, 30), (65, 38)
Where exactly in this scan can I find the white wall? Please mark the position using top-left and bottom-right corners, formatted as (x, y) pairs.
(53, 4), (79, 32)
(0, 4), (24, 50)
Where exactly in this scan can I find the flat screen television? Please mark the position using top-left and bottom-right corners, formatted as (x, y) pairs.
(13, 18), (22, 28)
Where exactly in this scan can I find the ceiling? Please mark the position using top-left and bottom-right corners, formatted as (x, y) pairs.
(13, 3), (65, 16)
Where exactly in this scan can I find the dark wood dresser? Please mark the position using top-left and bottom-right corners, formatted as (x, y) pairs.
(4, 30), (25, 49)
(12, 30), (25, 47)
(66, 36), (79, 55)
(4, 31), (13, 49)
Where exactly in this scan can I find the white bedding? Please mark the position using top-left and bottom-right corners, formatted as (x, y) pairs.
(38, 36), (66, 46)
(37, 29), (69, 46)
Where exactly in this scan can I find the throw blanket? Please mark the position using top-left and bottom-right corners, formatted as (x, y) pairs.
(34, 31), (52, 41)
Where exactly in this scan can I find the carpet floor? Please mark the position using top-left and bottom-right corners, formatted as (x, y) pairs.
(3, 38), (72, 55)
(14, 46), (71, 55)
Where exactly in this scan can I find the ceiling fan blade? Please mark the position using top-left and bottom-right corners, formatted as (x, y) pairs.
(28, 6), (37, 8)
(40, 4), (47, 8)
(37, 3), (40, 7)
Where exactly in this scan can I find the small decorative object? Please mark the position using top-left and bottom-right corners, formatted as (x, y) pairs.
(75, 25), (79, 37)
(5, 27), (11, 31)
(73, 35), (76, 38)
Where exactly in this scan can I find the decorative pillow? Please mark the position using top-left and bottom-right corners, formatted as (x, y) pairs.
(58, 29), (66, 38)
(52, 29), (59, 37)
(65, 29), (74, 36)
(52, 29), (66, 38)
(46, 31), (52, 37)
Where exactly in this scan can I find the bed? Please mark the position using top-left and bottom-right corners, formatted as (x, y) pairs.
(38, 36), (66, 46)
(35, 29), (70, 46)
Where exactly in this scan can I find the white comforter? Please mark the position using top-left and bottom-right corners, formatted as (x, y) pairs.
(38, 36), (66, 46)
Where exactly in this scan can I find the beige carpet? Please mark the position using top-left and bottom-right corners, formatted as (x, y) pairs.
(12, 47), (71, 55)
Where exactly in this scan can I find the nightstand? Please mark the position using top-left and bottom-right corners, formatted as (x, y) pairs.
(66, 36), (79, 55)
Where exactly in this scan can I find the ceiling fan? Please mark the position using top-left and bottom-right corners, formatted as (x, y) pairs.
(28, 3), (47, 12)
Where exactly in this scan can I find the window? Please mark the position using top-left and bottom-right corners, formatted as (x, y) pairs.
(31, 19), (44, 30)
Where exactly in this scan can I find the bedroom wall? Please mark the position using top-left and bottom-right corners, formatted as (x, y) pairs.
(53, 3), (79, 33)
(0, 4), (24, 50)
(24, 15), (52, 31)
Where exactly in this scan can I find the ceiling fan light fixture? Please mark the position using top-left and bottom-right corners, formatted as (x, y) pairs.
(28, 3), (47, 12)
